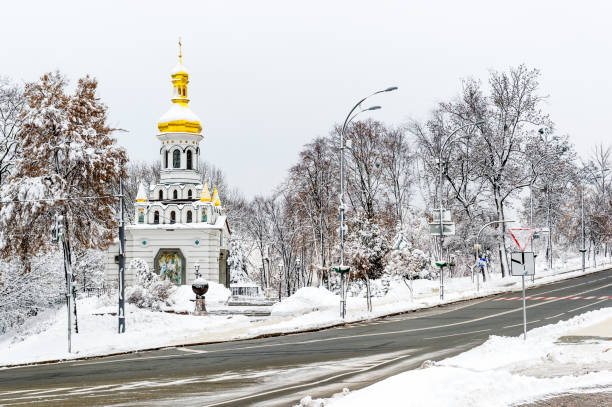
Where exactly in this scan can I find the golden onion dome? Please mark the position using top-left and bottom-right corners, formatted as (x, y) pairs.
(157, 39), (202, 134)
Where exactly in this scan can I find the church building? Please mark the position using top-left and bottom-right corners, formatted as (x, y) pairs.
(105, 43), (231, 287)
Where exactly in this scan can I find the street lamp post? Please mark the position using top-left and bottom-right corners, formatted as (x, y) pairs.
(437, 120), (484, 300)
(337, 86), (397, 318)
(580, 184), (586, 272)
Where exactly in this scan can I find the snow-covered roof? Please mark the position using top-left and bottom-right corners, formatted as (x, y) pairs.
(135, 182), (148, 202)
(127, 215), (229, 231)
(158, 103), (201, 124)
(171, 62), (188, 75)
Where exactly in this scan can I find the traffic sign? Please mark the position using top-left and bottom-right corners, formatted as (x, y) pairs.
(432, 209), (452, 222)
(429, 222), (455, 236)
(478, 258), (487, 267)
(508, 228), (535, 252)
(334, 266), (350, 274)
(510, 252), (535, 276)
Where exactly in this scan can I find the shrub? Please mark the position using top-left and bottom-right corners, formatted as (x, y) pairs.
(126, 259), (175, 310)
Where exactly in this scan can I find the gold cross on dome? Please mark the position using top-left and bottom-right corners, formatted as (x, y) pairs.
(178, 37), (182, 63)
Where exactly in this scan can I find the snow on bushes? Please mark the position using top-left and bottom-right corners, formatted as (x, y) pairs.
(126, 258), (175, 310)
(0, 253), (64, 334)
(385, 234), (436, 281)
(271, 286), (338, 316)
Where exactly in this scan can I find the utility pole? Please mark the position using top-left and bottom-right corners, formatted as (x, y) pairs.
(118, 179), (126, 333)
(53, 214), (73, 353)
(580, 184), (586, 272)
(53, 149), (75, 352)
(438, 155), (444, 300)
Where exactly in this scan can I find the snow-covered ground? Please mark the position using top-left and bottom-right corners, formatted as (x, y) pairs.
(298, 307), (612, 407)
(0, 259), (610, 367)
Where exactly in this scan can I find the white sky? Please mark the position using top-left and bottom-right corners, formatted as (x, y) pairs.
(2, 0), (611, 197)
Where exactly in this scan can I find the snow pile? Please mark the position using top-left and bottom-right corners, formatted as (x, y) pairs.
(323, 308), (612, 407)
(271, 287), (339, 317)
(0, 296), (248, 366)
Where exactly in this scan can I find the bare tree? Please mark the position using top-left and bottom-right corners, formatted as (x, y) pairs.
(380, 125), (414, 228)
(439, 66), (551, 276)
(341, 120), (386, 220)
(0, 77), (25, 186)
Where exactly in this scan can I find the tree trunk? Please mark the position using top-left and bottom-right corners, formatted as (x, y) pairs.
(364, 273), (372, 312)
(494, 188), (508, 277)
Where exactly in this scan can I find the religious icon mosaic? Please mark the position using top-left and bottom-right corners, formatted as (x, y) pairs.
(158, 251), (183, 285)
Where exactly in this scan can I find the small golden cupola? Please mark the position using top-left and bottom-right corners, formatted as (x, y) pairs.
(157, 38), (203, 134)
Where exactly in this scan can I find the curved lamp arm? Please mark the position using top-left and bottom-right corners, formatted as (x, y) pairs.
(341, 87), (397, 137)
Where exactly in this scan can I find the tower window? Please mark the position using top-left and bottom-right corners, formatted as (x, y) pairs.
(165, 151), (169, 168)
(158, 190), (163, 200)
(138, 209), (145, 224)
(154, 211), (160, 224)
(173, 150), (180, 168)
(187, 211), (192, 223)
(188, 189), (193, 199)
(170, 211), (176, 224)
(186, 150), (193, 170)
(173, 190), (178, 199)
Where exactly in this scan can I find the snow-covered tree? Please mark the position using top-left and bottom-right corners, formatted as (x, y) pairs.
(0, 77), (25, 186)
(228, 238), (250, 284)
(0, 252), (64, 334)
(345, 215), (390, 310)
(72, 249), (105, 293)
(385, 235), (432, 281)
(0, 72), (128, 264)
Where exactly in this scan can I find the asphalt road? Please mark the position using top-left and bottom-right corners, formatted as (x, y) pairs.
(1, 269), (610, 407)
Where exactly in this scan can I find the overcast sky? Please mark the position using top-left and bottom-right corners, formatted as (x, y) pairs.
(2, 1), (611, 197)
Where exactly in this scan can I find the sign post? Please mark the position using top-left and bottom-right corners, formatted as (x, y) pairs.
(334, 266), (350, 318)
(430, 209), (454, 300)
(509, 228), (535, 340)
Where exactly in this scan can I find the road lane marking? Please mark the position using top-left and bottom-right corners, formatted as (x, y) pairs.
(202, 353), (413, 407)
(503, 320), (541, 329)
(175, 347), (208, 354)
(565, 298), (609, 314)
(424, 329), (491, 340)
(527, 275), (610, 296)
(496, 295), (611, 301)
(545, 313), (566, 320)
(492, 275), (611, 301)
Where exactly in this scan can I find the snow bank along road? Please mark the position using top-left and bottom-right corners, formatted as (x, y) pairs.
(0, 269), (610, 407)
